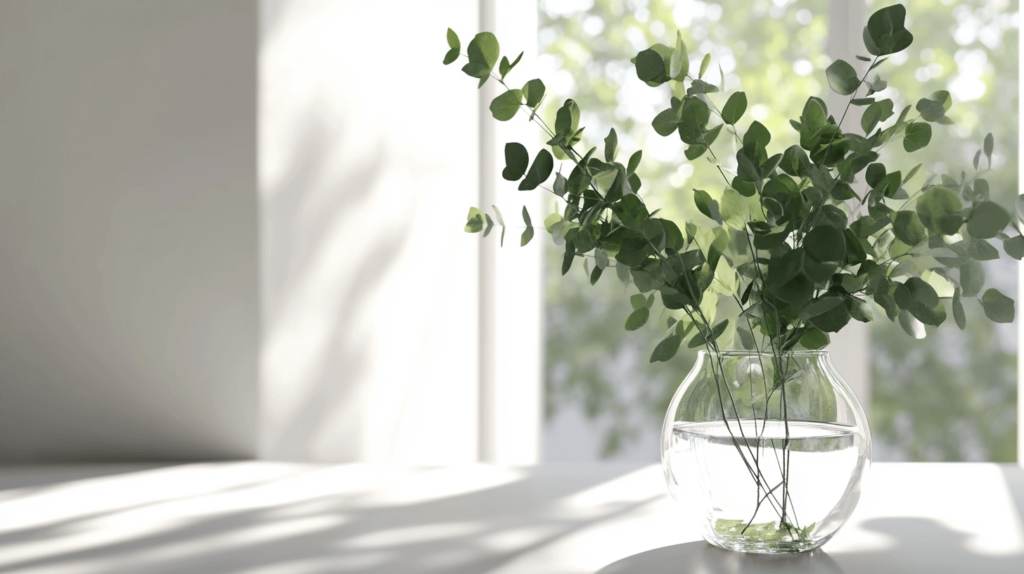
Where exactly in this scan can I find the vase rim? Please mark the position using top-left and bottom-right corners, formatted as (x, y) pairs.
(696, 349), (829, 357)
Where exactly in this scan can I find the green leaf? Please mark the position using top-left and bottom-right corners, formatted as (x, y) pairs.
(903, 122), (932, 153)
(915, 187), (962, 235)
(443, 28), (461, 65)
(518, 149), (554, 191)
(863, 4), (914, 56)
(604, 128), (618, 162)
(554, 99), (580, 142)
(699, 53), (711, 79)
(652, 106), (682, 137)
(465, 207), (485, 233)
(952, 288), (966, 330)
(960, 259), (985, 297)
(905, 277), (938, 308)
(981, 288), (1015, 323)
(520, 206), (534, 246)
(967, 201), (1010, 239)
(984, 133), (994, 165)
(483, 214), (494, 237)
(625, 306), (650, 331)
(743, 121), (771, 150)
(630, 293), (648, 310)
(800, 329), (831, 350)
(498, 51), (522, 80)
(1004, 235), (1024, 260)
(825, 59), (861, 95)
(650, 334), (683, 363)
(688, 319), (729, 348)
(562, 240), (574, 275)
(635, 48), (668, 83)
(462, 32), (500, 84)
(804, 226), (846, 262)
(670, 31), (689, 80)
(489, 89), (522, 121)
(627, 150), (642, 174)
(915, 96), (946, 122)
(810, 298), (851, 333)
(590, 265), (603, 285)
(523, 79), (545, 108)
(693, 189), (721, 223)
(861, 99), (894, 134)
(502, 143), (529, 181)
(721, 92), (747, 125)
(891, 211), (927, 246)
(969, 238), (999, 261)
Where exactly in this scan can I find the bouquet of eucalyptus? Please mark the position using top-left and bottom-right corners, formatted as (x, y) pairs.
(447, 3), (1018, 546)
(450, 4), (1016, 362)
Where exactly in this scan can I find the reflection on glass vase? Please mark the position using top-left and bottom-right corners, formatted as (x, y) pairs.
(661, 350), (870, 553)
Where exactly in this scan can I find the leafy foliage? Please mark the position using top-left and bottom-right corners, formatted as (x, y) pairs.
(445, 2), (1018, 461)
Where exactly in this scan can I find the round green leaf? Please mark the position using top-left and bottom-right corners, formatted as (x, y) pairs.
(799, 329), (830, 350)
(501, 143), (528, 181)
(967, 201), (1011, 239)
(462, 32), (500, 80)
(890, 210), (927, 246)
(635, 49), (667, 83)
(804, 225), (846, 262)
(915, 187), (962, 235)
(650, 334), (683, 363)
(652, 107), (681, 137)
(721, 92), (747, 125)
(904, 277), (938, 308)
(826, 59), (861, 95)
(864, 4), (914, 56)
(960, 259), (985, 297)
(523, 79), (546, 109)
(443, 28), (461, 66)
(1003, 235), (1024, 260)
(518, 149), (554, 191)
(903, 122), (932, 153)
(489, 89), (522, 121)
(625, 306), (650, 331)
(809, 298), (851, 333)
(981, 288), (1015, 323)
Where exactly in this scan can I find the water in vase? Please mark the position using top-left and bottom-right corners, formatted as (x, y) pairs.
(666, 419), (860, 552)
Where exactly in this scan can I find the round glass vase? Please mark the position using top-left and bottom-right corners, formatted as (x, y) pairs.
(661, 350), (870, 554)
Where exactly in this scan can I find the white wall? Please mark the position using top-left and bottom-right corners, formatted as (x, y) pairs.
(259, 0), (486, 462)
(0, 1), (259, 461)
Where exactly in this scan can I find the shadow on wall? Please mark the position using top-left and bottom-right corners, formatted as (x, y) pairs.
(260, 101), (403, 461)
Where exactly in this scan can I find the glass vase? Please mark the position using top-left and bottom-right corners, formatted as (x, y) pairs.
(661, 350), (870, 553)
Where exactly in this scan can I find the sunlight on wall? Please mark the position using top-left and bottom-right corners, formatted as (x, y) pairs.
(259, 0), (482, 463)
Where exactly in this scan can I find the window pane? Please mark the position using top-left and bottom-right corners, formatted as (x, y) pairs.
(539, 0), (831, 461)
(868, 0), (1019, 462)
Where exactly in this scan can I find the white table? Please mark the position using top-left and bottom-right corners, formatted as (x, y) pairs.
(0, 462), (1021, 573)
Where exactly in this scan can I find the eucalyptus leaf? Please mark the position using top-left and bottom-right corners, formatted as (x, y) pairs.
(981, 288), (1015, 323)
(625, 306), (650, 331)
(650, 334), (682, 362)
(519, 149), (554, 191)
(670, 31), (689, 80)
(490, 89), (522, 121)
(720, 93), (748, 126)
(903, 123), (932, 153)
(523, 79), (546, 108)
(825, 59), (861, 95)
(443, 28), (461, 65)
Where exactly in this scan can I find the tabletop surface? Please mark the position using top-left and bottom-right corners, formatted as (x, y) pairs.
(0, 462), (1022, 573)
